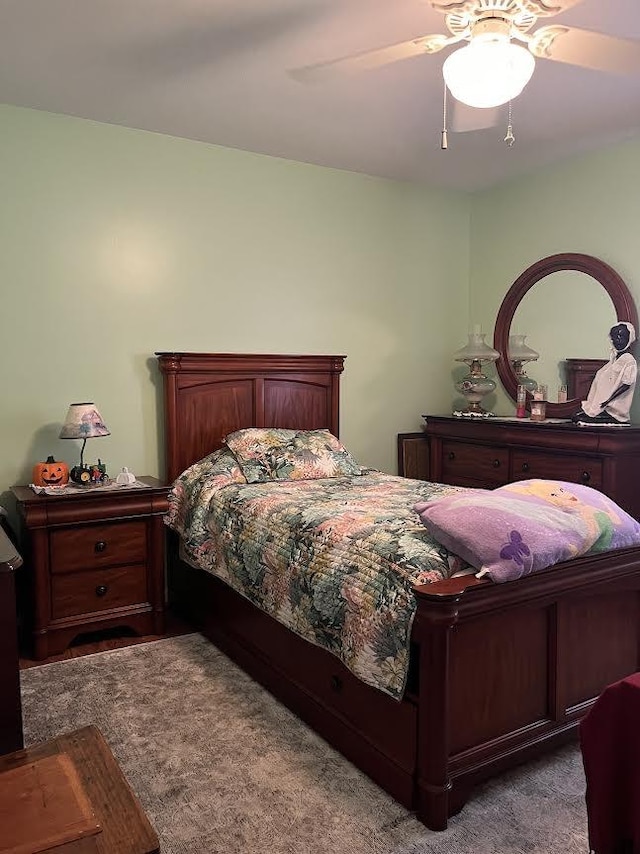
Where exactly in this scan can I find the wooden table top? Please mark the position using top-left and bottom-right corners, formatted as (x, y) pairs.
(0, 726), (159, 854)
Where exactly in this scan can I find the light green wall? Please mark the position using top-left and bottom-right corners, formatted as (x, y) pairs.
(5, 104), (635, 502)
(0, 105), (470, 499)
(470, 137), (640, 417)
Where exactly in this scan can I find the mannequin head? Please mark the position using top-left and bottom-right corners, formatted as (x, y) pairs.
(610, 323), (631, 353)
(609, 321), (636, 356)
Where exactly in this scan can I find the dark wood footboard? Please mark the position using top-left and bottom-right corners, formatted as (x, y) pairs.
(413, 548), (640, 829)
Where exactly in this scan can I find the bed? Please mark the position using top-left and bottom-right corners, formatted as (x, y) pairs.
(156, 351), (640, 831)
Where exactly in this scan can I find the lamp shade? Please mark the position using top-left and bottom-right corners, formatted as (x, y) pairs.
(59, 403), (110, 440)
(509, 333), (539, 364)
(453, 332), (500, 364)
(443, 40), (535, 109)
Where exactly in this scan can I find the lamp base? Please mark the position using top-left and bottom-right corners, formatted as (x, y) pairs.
(514, 371), (538, 393)
(454, 370), (497, 418)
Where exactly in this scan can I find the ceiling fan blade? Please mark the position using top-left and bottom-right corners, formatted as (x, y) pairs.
(516, 1), (586, 16)
(289, 33), (453, 81)
(450, 100), (501, 132)
(428, 1), (478, 11)
(112, 4), (333, 76)
(529, 25), (640, 74)
(427, 0), (585, 15)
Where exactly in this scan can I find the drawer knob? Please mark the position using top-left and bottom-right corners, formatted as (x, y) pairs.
(95, 585), (108, 597)
(330, 674), (343, 693)
(492, 459), (500, 468)
(94, 541), (107, 554)
(521, 462), (530, 472)
(448, 451), (455, 461)
(581, 471), (591, 483)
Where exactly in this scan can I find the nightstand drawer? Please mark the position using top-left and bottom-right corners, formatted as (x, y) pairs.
(511, 451), (603, 489)
(51, 564), (148, 619)
(441, 440), (509, 486)
(50, 521), (147, 574)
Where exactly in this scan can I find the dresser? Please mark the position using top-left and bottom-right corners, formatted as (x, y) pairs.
(12, 478), (169, 660)
(399, 416), (640, 521)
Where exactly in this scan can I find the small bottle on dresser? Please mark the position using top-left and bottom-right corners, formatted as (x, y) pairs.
(530, 385), (547, 422)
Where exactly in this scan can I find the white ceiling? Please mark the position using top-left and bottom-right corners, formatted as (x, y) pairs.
(1, 0), (639, 191)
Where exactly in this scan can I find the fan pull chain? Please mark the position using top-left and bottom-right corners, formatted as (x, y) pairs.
(441, 80), (448, 150)
(504, 101), (515, 147)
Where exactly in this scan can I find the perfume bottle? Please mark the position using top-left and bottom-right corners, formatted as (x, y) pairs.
(516, 384), (527, 418)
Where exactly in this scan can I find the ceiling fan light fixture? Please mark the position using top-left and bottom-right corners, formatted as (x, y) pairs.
(443, 40), (535, 109)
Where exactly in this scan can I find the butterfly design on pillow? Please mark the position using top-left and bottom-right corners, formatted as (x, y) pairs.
(500, 530), (531, 567)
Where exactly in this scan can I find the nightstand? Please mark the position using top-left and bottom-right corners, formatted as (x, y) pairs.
(12, 478), (169, 661)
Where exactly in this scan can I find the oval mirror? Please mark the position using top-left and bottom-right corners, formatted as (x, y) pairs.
(493, 253), (638, 418)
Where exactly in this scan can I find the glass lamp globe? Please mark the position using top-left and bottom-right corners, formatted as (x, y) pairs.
(443, 39), (535, 109)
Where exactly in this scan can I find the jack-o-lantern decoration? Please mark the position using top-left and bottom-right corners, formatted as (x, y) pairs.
(32, 455), (69, 487)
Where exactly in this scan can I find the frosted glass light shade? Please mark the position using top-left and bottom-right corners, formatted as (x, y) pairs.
(453, 332), (500, 364)
(443, 40), (535, 109)
(509, 333), (539, 363)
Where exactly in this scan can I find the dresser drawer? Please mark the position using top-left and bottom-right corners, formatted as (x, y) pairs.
(510, 450), (603, 489)
(441, 440), (509, 486)
(51, 564), (148, 619)
(50, 521), (147, 574)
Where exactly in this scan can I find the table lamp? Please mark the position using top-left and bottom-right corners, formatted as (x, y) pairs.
(509, 333), (539, 393)
(59, 402), (110, 484)
(453, 328), (500, 417)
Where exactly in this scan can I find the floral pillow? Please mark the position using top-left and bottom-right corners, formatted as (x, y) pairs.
(414, 479), (640, 584)
(224, 427), (366, 483)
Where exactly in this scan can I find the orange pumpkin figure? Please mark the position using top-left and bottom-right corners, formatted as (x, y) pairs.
(32, 455), (70, 487)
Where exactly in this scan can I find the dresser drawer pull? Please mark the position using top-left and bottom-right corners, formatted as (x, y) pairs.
(492, 459), (500, 468)
(581, 471), (591, 483)
(330, 674), (343, 693)
(521, 462), (530, 472)
(95, 585), (108, 597)
(94, 540), (107, 554)
(448, 452), (455, 461)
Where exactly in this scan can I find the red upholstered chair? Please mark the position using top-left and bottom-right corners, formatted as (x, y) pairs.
(580, 672), (640, 854)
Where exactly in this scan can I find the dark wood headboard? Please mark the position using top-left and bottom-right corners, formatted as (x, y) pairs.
(156, 352), (346, 483)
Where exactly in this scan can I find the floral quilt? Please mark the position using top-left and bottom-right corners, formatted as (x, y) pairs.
(164, 450), (466, 699)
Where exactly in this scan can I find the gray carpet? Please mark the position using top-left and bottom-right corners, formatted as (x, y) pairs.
(20, 633), (589, 853)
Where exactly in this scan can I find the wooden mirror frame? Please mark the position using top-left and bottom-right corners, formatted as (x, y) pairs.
(493, 253), (638, 418)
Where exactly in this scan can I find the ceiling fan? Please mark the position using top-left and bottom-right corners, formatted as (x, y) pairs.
(292, 0), (640, 124)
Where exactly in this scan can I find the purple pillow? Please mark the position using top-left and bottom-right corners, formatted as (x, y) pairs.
(414, 479), (640, 583)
